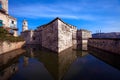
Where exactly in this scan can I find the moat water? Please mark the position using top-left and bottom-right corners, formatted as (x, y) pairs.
(0, 45), (120, 80)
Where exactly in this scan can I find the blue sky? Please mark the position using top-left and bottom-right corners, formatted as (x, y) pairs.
(9, 0), (120, 34)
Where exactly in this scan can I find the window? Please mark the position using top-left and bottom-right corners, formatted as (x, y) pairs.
(12, 21), (14, 24)
(10, 21), (16, 28)
(0, 20), (3, 27)
(33, 37), (36, 40)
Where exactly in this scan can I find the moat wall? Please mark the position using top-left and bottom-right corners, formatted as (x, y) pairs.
(88, 38), (120, 55)
(0, 41), (25, 54)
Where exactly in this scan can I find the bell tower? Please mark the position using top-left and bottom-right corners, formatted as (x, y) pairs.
(22, 19), (28, 32)
(0, 0), (8, 14)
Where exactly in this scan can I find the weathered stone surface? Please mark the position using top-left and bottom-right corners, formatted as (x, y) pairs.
(0, 41), (25, 54)
(77, 30), (92, 50)
(21, 18), (91, 53)
(58, 20), (77, 52)
(21, 30), (41, 44)
(88, 38), (120, 55)
(39, 19), (58, 52)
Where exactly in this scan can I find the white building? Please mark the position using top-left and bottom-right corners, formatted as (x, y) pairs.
(0, 0), (18, 37)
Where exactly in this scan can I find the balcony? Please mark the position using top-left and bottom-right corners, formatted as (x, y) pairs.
(0, 3), (6, 14)
(0, 8), (6, 14)
(10, 24), (18, 30)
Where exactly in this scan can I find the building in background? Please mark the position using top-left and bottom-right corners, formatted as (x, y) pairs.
(0, 0), (18, 37)
(22, 19), (28, 32)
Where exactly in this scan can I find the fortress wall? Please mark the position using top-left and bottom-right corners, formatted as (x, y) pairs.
(0, 41), (25, 54)
(40, 20), (58, 52)
(77, 30), (92, 50)
(58, 20), (74, 52)
(21, 18), (92, 53)
(21, 30), (41, 45)
(88, 38), (120, 55)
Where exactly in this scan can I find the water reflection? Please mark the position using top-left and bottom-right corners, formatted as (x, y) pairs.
(88, 47), (120, 70)
(0, 45), (120, 80)
(63, 47), (120, 80)
(21, 45), (80, 80)
(72, 44), (88, 51)
(0, 49), (25, 80)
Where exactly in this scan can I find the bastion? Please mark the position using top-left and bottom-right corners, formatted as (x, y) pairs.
(21, 18), (92, 53)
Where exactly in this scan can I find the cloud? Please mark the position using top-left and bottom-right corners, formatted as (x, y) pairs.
(9, 0), (120, 20)
(9, 3), (97, 20)
(9, 0), (120, 33)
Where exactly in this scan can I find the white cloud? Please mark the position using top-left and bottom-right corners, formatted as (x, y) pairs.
(9, 0), (120, 33)
(9, 4), (94, 20)
(9, 1), (120, 20)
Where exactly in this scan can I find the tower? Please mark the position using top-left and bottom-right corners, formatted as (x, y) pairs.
(22, 19), (28, 32)
(0, 0), (8, 14)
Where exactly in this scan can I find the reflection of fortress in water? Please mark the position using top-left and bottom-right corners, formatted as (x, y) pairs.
(22, 45), (120, 80)
(22, 45), (89, 80)
(88, 47), (120, 70)
(1, 45), (120, 80)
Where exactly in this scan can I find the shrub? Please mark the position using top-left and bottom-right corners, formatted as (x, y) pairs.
(0, 28), (24, 42)
(0, 28), (9, 35)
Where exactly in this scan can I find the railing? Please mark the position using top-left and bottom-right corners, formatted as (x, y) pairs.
(10, 24), (18, 30)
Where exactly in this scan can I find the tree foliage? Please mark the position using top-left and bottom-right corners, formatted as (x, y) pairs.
(0, 28), (24, 42)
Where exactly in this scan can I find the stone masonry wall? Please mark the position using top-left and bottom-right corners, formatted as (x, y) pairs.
(21, 18), (91, 53)
(88, 38), (120, 55)
(77, 30), (92, 50)
(38, 19), (58, 52)
(21, 30), (41, 44)
(0, 41), (25, 54)
(58, 20), (77, 52)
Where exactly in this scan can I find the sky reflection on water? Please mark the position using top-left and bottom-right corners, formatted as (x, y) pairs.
(0, 45), (120, 80)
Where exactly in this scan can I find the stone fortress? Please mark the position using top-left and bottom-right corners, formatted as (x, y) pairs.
(0, 0), (18, 37)
(21, 18), (92, 53)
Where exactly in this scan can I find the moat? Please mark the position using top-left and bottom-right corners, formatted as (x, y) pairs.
(0, 45), (120, 80)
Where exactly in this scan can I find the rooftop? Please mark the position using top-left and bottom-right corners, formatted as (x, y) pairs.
(37, 17), (77, 29)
